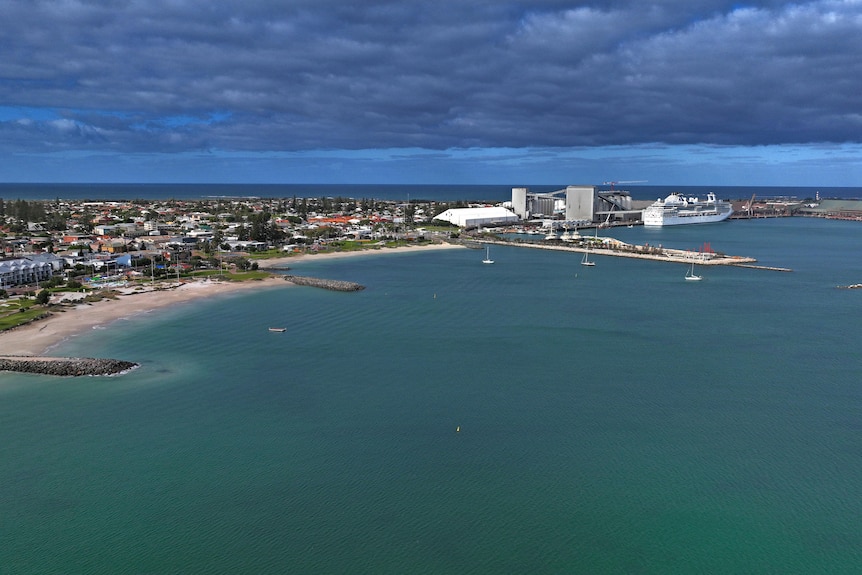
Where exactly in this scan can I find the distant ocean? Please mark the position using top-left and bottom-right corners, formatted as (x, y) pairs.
(2, 182), (862, 202)
(2, 217), (862, 573)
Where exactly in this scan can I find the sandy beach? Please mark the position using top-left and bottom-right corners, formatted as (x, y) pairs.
(0, 242), (464, 357)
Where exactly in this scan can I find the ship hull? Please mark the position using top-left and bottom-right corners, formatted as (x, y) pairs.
(642, 193), (733, 227)
(642, 209), (732, 226)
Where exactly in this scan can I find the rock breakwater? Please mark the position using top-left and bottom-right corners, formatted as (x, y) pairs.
(0, 356), (138, 377)
(283, 275), (365, 291)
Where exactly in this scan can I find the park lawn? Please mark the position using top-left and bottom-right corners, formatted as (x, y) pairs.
(223, 271), (272, 281)
(0, 306), (50, 332)
(188, 270), (272, 281)
(247, 249), (288, 259)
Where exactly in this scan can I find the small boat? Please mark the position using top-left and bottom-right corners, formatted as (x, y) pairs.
(268, 327), (287, 332)
(581, 230), (596, 266)
(685, 262), (702, 281)
(482, 246), (494, 264)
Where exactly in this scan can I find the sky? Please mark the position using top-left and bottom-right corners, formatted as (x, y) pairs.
(2, 0), (862, 186)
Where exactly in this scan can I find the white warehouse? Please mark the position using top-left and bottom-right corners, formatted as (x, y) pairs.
(433, 206), (519, 228)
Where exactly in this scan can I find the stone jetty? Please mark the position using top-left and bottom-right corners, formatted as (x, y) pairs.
(283, 275), (365, 291)
(0, 356), (138, 377)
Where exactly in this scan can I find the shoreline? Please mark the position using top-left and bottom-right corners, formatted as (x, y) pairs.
(0, 242), (464, 358)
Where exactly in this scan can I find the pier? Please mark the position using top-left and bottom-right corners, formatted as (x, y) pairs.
(471, 238), (779, 268)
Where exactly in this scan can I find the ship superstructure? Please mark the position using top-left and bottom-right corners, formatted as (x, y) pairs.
(642, 192), (732, 226)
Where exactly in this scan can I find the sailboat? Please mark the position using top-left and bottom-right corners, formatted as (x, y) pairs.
(581, 227), (597, 266)
(685, 261), (702, 281)
(482, 246), (494, 264)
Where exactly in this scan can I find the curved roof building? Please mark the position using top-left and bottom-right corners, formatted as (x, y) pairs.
(433, 206), (519, 228)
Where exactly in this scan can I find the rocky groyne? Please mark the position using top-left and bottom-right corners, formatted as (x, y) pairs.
(283, 275), (365, 291)
(0, 356), (139, 377)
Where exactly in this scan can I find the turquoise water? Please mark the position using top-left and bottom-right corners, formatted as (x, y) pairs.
(2, 218), (862, 573)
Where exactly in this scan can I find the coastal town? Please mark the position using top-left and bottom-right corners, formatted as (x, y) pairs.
(2, 187), (862, 299)
(0, 194), (457, 297)
(0, 192), (474, 355)
(5, 184), (859, 376)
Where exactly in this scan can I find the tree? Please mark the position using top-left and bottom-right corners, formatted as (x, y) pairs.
(35, 289), (50, 305)
(229, 256), (252, 271)
(45, 211), (69, 231)
(78, 209), (95, 232)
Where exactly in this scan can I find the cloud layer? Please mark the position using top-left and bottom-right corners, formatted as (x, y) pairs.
(2, 0), (861, 161)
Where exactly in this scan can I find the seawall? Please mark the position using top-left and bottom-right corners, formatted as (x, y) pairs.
(282, 276), (365, 291)
(0, 356), (139, 377)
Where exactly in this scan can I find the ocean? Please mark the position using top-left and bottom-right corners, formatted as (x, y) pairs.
(2, 182), (862, 202)
(2, 217), (862, 573)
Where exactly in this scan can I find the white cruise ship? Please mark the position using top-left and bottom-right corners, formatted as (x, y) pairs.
(642, 192), (733, 227)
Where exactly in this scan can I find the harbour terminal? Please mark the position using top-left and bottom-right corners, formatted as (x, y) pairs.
(433, 185), (862, 270)
(435, 185), (862, 230)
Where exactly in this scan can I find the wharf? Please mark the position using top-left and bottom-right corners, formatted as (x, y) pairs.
(474, 238), (767, 268)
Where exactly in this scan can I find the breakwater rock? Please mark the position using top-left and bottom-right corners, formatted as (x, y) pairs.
(283, 275), (365, 291)
(0, 356), (139, 377)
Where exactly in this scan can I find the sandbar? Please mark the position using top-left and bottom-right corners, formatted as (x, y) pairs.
(0, 242), (464, 357)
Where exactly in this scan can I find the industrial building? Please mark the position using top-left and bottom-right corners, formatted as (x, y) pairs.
(431, 185), (641, 230)
(511, 185), (640, 225)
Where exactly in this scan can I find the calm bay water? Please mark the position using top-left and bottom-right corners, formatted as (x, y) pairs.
(2, 217), (862, 573)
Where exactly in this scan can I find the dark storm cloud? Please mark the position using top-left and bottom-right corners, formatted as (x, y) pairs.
(1, 0), (861, 154)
